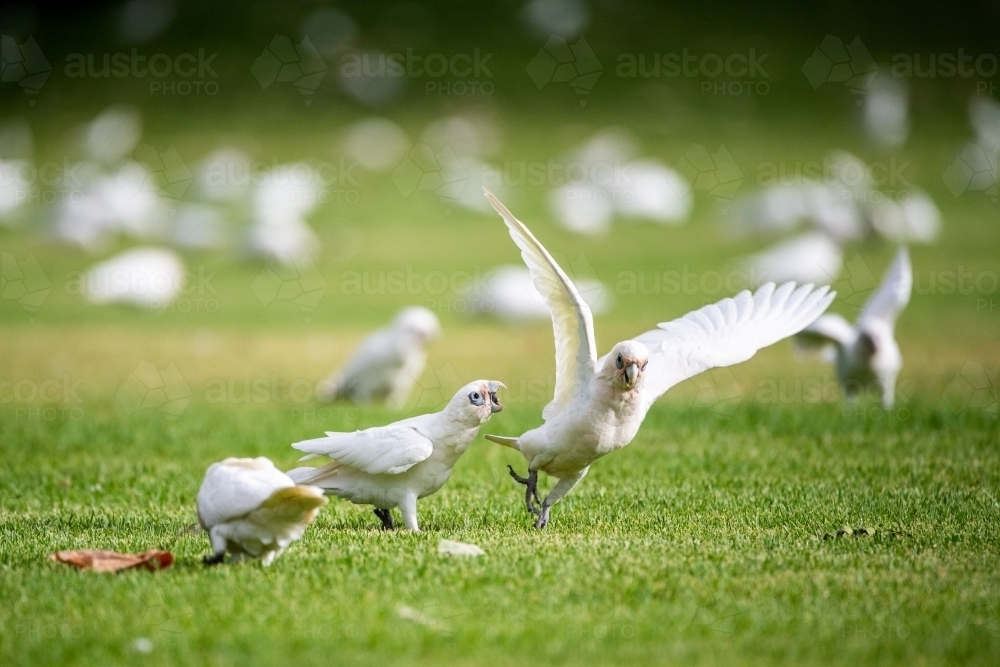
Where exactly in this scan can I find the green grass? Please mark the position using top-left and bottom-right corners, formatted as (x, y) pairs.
(1, 105), (999, 666)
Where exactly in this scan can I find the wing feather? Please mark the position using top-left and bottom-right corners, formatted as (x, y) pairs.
(627, 282), (836, 409)
(291, 425), (433, 475)
(859, 247), (911, 328)
(484, 189), (597, 419)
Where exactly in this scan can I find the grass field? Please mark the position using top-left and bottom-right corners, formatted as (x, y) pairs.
(1, 103), (998, 667)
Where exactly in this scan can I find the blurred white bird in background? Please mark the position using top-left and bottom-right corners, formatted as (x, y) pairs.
(316, 306), (441, 407)
(84, 246), (186, 307)
(969, 95), (1000, 151)
(288, 380), (504, 531)
(342, 117), (410, 172)
(742, 231), (844, 287)
(82, 105), (143, 166)
(864, 73), (909, 149)
(54, 108), (171, 251)
(466, 264), (612, 322)
(549, 128), (693, 235)
(248, 163), (322, 263)
(481, 190), (835, 528)
(197, 457), (327, 565)
(0, 119), (34, 224)
(795, 247), (911, 408)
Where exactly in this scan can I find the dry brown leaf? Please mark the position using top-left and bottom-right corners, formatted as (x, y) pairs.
(48, 549), (174, 573)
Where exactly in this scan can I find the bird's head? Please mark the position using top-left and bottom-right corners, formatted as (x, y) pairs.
(603, 341), (649, 391)
(447, 380), (506, 424)
(393, 306), (441, 343)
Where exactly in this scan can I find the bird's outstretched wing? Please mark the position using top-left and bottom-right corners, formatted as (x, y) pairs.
(292, 425), (433, 475)
(622, 282), (836, 410)
(484, 189), (597, 419)
(858, 247), (911, 328)
(795, 313), (856, 351)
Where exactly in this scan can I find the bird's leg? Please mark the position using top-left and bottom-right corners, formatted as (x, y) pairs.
(534, 467), (589, 529)
(373, 508), (394, 530)
(508, 465), (541, 516)
(202, 552), (225, 566)
(399, 494), (420, 531)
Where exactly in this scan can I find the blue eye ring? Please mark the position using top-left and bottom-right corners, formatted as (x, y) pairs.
(469, 391), (485, 406)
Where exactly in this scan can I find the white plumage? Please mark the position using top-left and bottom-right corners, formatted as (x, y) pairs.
(316, 306), (441, 408)
(482, 189), (836, 528)
(196, 457), (327, 565)
(742, 231), (844, 287)
(288, 380), (505, 531)
(796, 247), (911, 408)
(84, 247), (186, 307)
(466, 265), (612, 322)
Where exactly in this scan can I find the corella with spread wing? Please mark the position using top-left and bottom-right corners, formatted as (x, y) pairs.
(288, 380), (504, 531)
(795, 247), (911, 408)
(196, 457), (327, 565)
(481, 189), (836, 528)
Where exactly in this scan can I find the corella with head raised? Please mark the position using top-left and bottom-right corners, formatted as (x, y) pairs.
(481, 189), (836, 528)
(288, 380), (504, 531)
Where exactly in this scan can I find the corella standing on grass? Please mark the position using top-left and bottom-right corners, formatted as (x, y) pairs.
(481, 189), (836, 528)
(196, 457), (327, 565)
(795, 247), (911, 408)
(316, 306), (441, 408)
(288, 380), (505, 531)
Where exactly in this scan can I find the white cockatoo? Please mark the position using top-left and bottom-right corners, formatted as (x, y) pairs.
(84, 247), (186, 307)
(467, 265), (612, 322)
(481, 190), (835, 528)
(795, 247), (911, 408)
(316, 306), (441, 407)
(196, 457), (327, 565)
(288, 380), (505, 531)
(742, 231), (844, 287)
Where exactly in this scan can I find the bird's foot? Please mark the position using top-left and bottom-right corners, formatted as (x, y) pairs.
(374, 508), (395, 530)
(508, 465), (541, 516)
(202, 552), (225, 566)
(533, 505), (551, 529)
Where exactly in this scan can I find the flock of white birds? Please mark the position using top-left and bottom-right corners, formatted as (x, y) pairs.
(195, 187), (914, 562)
(3, 85), (957, 563)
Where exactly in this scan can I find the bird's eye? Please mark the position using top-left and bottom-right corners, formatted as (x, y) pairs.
(469, 391), (484, 406)
(616, 354), (624, 370)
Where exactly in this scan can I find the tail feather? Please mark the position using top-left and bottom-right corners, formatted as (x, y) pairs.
(485, 434), (521, 450)
(286, 462), (341, 486)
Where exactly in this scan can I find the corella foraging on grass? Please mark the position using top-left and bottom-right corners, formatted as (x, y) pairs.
(481, 189), (836, 528)
(795, 247), (911, 408)
(316, 306), (441, 407)
(288, 380), (504, 531)
(196, 457), (327, 565)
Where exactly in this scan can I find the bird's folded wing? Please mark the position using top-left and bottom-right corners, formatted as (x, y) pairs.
(291, 425), (433, 475)
(484, 189), (597, 419)
(858, 247), (911, 328)
(795, 313), (856, 349)
(628, 282), (836, 409)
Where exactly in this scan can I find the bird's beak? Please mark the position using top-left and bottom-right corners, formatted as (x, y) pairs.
(624, 363), (638, 387)
(487, 381), (505, 413)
